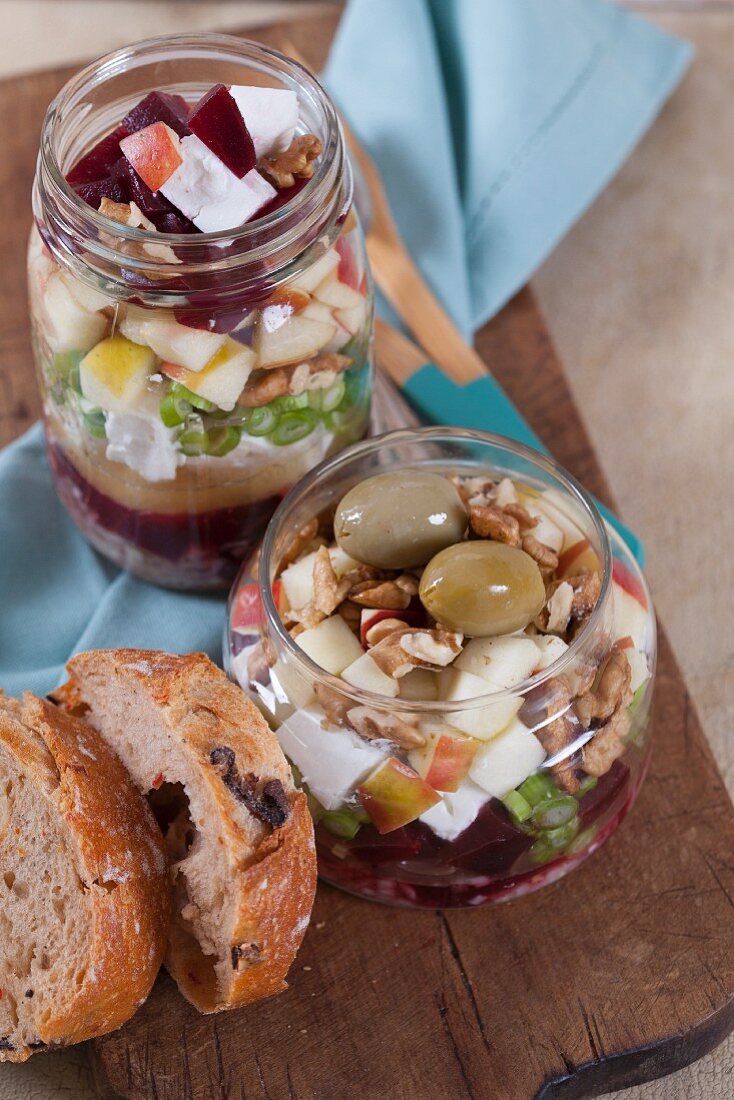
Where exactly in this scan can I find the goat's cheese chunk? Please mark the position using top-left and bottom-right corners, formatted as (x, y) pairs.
(229, 86), (299, 158)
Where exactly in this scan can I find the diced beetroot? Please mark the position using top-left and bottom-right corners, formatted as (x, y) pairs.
(189, 84), (256, 178)
(73, 175), (129, 208)
(579, 760), (630, 826)
(156, 211), (197, 234)
(122, 91), (191, 139)
(256, 175), (309, 220)
(441, 801), (534, 875)
(66, 124), (129, 186)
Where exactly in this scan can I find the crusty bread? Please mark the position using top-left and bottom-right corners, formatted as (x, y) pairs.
(60, 650), (316, 1014)
(0, 693), (169, 1062)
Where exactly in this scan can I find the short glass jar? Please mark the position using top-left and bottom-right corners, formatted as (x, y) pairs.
(226, 429), (656, 909)
(29, 34), (372, 590)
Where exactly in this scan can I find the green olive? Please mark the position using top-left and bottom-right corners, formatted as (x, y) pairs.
(419, 542), (546, 636)
(334, 470), (467, 569)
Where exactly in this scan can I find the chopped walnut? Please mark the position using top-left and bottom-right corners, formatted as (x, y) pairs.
(568, 571), (602, 620)
(582, 704), (631, 777)
(312, 546), (345, 616)
(535, 678), (580, 793)
(452, 475), (494, 507)
(369, 628), (463, 678)
(314, 682), (352, 727)
(364, 617), (408, 646)
(347, 706), (425, 750)
(575, 650), (631, 728)
(99, 198), (180, 265)
(260, 134), (323, 189)
(494, 477), (518, 508)
(337, 599), (362, 633)
(349, 580), (411, 611)
(522, 534), (559, 574)
(288, 353), (351, 397)
(537, 581), (574, 634)
(239, 368), (290, 408)
(504, 503), (538, 533)
(469, 503), (520, 545)
(395, 574), (420, 597)
(280, 518), (319, 570)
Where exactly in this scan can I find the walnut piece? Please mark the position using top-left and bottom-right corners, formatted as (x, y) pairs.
(575, 650), (632, 728)
(364, 617), (408, 646)
(469, 503), (520, 546)
(537, 580), (574, 634)
(312, 546), (345, 617)
(347, 706), (425, 750)
(504, 503), (539, 533)
(369, 628), (463, 678)
(260, 134), (323, 189)
(280, 518), (319, 569)
(349, 580), (411, 611)
(337, 599), (362, 633)
(522, 534), (559, 574)
(582, 704), (631, 777)
(239, 368), (290, 408)
(535, 677), (580, 793)
(314, 682), (352, 727)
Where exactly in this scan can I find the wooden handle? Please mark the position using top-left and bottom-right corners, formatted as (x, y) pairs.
(368, 237), (486, 385)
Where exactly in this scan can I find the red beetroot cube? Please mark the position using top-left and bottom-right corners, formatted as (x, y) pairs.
(73, 175), (129, 209)
(122, 91), (191, 138)
(189, 84), (256, 178)
(257, 175), (309, 220)
(66, 124), (129, 186)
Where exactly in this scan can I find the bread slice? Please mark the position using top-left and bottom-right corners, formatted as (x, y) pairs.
(59, 650), (316, 1014)
(0, 693), (169, 1062)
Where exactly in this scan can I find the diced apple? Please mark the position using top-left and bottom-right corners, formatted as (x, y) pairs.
(455, 636), (539, 690)
(120, 122), (183, 191)
(358, 757), (440, 833)
(532, 635), (569, 672)
(289, 249), (339, 294)
(60, 271), (111, 314)
(314, 278), (364, 311)
(280, 546), (358, 612)
(277, 705), (387, 811)
(469, 718), (547, 799)
(270, 657), (316, 710)
(301, 301), (335, 325)
(229, 86), (299, 158)
(612, 559), (648, 609)
(43, 273), (108, 353)
(516, 490), (564, 553)
(557, 538), (602, 578)
(612, 583), (650, 651)
(120, 312), (227, 373)
(398, 668), (439, 702)
(161, 340), (254, 410)
(329, 546), (360, 578)
(419, 778), (490, 841)
(335, 299), (368, 337)
(79, 335), (156, 412)
(440, 669), (521, 741)
(336, 236), (361, 291)
(615, 642), (650, 693)
(422, 733), (477, 792)
(231, 580), (283, 632)
(341, 653), (399, 698)
(255, 312), (337, 369)
(295, 615), (363, 676)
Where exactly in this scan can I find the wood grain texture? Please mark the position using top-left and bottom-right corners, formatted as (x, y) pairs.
(1, 10), (732, 1099)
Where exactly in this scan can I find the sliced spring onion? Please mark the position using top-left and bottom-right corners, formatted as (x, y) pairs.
(82, 408), (107, 439)
(501, 789), (533, 824)
(53, 351), (84, 392)
(271, 409), (318, 446)
(177, 413), (208, 456)
(205, 426), (241, 457)
(170, 381), (217, 413)
(517, 772), (557, 807)
(529, 818), (580, 864)
(160, 392), (193, 427)
(246, 405), (278, 437)
(273, 393), (310, 413)
(531, 795), (578, 830)
(320, 808), (362, 840)
(566, 824), (599, 856)
(314, 377), (346, 414)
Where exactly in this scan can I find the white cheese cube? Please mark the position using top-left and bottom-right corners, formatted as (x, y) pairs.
(419, 779), (490, 841)
(295, 615), (364, 675)
(276, 705), (387, 810)
(341, 653), (399, 698)
(470, 719), (547, 799)
(229, 86), (299, 158)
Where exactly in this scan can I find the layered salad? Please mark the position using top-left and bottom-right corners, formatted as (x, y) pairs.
(30, 82), (371, 588)
(229, 466), (655, 908)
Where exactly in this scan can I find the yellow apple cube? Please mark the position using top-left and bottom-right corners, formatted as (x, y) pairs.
(161, 340), (255, 411)
(79, 335), (156, 412)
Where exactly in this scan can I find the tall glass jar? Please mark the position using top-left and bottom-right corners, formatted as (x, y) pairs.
(29, 34), (372, 590)
(226, 429), (656, 909)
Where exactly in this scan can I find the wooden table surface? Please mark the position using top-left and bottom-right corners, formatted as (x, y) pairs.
(1, 4), (733, 1100)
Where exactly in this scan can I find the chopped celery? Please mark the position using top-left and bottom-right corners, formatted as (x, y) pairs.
(501, 789), (533, 824)
(531, 795), (578, 830)
(271, 409), (317, 446)
(517, 772), (557, 806)
(160, 392), (192, 427)
(170, 381), (217, 413)
(246, 405), (278, 436)
(320, 807), (362, 840)
(205, 426), (241, 457)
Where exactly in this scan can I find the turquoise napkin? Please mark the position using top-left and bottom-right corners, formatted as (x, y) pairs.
(0, 1), (691, 695)
(324, 0), (692, 335)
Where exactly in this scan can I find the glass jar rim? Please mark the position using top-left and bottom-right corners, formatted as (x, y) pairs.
(257, 426), (618, 714)
(37, 32), (349, 274)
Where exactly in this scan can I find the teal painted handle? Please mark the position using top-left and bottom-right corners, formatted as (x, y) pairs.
(402, 364), (645, 567)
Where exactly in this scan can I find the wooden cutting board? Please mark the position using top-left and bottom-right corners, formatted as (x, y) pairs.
(2, 11), (733, 1099)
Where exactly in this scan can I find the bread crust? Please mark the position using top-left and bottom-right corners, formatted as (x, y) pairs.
(63, 650), (317, 1014)
(0, 695), (169, 1061)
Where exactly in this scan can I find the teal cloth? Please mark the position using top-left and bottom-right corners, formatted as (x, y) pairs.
(324, 0), (692, 334)
(0, 1), (691, 695)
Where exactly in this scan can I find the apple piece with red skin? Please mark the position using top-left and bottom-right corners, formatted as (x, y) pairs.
(359, 601), (425, 646)
(231, 579), (283, 632)
(557, 538), (602, 578)
(189, 84), (256, 179)
(336, 235), (361, 291)
(612, 559), (648, 609)
(120, 123), (183, 193)
(358, 758), (441, 834)
(423, 734), (478, 793)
